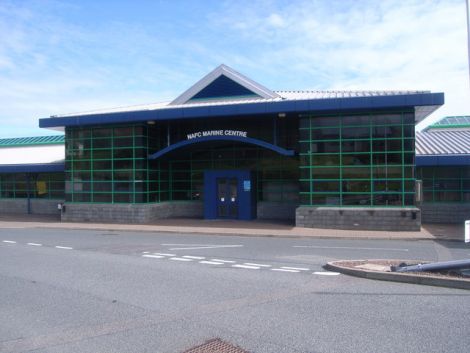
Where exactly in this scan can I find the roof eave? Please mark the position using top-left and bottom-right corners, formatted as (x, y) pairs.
(39, 92), (445, 129)
(0, 162), (65, 173)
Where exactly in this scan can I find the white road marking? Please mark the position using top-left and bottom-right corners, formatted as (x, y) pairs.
(2, 240), (16, 243)
(293, 245), (409, 252)
(169, 257), (193, 262)
(271, 268), (300, 273)
(183, 255), (206, 260)
(243, 262), (271, 267)
(153, 252), (176, 256)
(280, 266), (310, 271)
(27, 243), (42, 246)
(162, 243), (213, 246)
(313, 271), (341, 276)
(199, 261), (224, 265)
(168, 245), (243, 251)
(162, 243), (243, 250)
(162, 243), (240, 246)
(211, 259), (236, 263)
(55, 246), (73, 250)
(142, 251), (150, 254)
(142, 254), (165, 259)
(232, 264), (260, 269)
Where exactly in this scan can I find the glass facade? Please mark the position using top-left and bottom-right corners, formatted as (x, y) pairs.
(65, 124), (163, 203)
(417, 166), (470, 203)
(158, 145), (298, 203)
(65, 116), (299, 204)
(0, 173), (64, 199)
(299, 111), (415, 207)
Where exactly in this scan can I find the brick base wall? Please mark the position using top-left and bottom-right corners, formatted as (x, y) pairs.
(0, 199), (63, 215)
(420, 203), (470, 224)
(295, 206), (421, 231)
(61, 201), (203, 223)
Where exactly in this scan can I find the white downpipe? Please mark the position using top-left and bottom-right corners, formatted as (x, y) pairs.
(466, 0), (470, 90)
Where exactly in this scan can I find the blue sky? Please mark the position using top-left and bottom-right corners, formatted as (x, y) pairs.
(0, 0), (468, 137)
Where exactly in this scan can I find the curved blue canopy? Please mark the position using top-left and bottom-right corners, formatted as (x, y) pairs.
(148, 135), (295, 159)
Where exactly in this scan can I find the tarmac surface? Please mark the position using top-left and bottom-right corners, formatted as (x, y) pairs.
(1, 215), (469, 352)
(0, 213), (465, 241)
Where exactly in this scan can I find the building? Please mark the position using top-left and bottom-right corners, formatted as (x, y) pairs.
(416, 116), (470, 224)
(0, 64), (447, 230)
(0, 135), (64, 215)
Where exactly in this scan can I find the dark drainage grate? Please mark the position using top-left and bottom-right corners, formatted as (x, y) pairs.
(182, 338), (249, 353)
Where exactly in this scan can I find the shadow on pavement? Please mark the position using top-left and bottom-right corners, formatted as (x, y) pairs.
(422, 223), (465, 242)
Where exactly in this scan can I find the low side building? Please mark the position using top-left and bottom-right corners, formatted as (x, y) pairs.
(416, 116), (470, 223)
(0, 136), (65, 215)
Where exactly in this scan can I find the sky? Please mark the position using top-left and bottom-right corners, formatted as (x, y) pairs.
(0, 0), (469, 137)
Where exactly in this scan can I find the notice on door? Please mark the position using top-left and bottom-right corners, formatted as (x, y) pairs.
(243, 180), (251, 192)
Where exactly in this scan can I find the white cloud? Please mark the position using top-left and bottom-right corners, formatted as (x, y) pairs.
(209, 0), (469, 129)
(267, 13), (286, 28)
(0, 0), (468, 137)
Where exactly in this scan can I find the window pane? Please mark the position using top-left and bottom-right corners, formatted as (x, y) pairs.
(313, 181), (340, 192)
(343, 180), (371, 192)
(312, 154), (340, 166)
(343, 194), (371, 206)
(312, 167), (341, 179)
(342, 140), (370, 153)
(311, 116), (340, 127)
(312, 194), (340, 205)
(311, 141), (340, 153)
(342, 127), (369, 139)
(311, 128), (340, 140)
(343, 167), (370, 179)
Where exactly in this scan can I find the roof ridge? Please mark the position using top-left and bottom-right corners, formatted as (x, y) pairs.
(170, 64), (280, 105)
(275, 89), (427, 93)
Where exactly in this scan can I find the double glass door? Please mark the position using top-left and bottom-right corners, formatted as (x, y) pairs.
(216, 177), (238, 218)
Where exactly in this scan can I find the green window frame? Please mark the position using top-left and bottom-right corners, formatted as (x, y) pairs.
(299, 111), (415, 207)
(417, 166), (470, 203)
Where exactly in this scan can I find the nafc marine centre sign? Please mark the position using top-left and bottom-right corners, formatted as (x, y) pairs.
(187, 130), (248, 140)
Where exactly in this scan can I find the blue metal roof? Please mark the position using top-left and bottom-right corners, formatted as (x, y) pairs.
(39, 64), (443, 130)
(40, 92), (444, 129)
(170, 64), (280, 104)
(188, 75), (260, 101)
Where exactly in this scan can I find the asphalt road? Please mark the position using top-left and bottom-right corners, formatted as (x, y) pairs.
(1, 227), (469, 353)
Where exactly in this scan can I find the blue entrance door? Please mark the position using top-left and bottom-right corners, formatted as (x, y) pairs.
(204, 170), (255, 220)
(216, 177), (238, 219)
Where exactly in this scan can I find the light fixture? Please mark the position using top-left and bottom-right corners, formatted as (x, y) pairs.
(278, 113), (286, 118)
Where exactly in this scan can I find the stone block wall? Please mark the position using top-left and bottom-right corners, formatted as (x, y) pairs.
(296, 206), (421, 231)
(257, 202), (298, 220)
(0, 199), (62, 215)
(61, 201), (203, 223)
(420, 203), (470, 224)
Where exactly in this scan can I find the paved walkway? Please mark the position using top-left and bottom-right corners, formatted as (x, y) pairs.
(0, 214), (465, 241)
